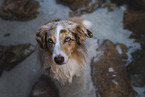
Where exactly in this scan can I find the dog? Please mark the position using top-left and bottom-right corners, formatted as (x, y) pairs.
(36, 17), (93, 84)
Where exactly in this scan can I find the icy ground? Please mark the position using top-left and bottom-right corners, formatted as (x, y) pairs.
(0, 0), (141, 97)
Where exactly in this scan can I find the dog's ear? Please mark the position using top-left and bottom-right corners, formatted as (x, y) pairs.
(74, 26), (93, 45)
(35, 28), (47, 49)
(76, 26), (93, 38)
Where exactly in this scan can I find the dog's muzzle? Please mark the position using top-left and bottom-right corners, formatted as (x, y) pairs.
(54, 55), (64, 65)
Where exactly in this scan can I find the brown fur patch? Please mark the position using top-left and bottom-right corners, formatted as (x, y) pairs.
(69, 17), (84, 27)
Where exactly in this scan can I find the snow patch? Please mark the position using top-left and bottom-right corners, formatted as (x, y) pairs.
(120, 5), (127, 11)
(133, 86), (145, 97)
(116, 45), (123, 54)
(109, 67), (114, 72)
(33, 90), (45, 96)
(112, 74), (117, 77)
(93, 51), (104, 62)
(112, 80), (118, 85)
(83, 20), (92, 29)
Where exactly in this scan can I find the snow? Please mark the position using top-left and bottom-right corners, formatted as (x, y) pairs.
(83, 20), (92, 29)
(133, 86), (145, 97)
(112, 80), (119, 85)
(93, 51), (104, 62)
(112, 74), (117, 77)
(33, 90), (45, 96)
(120, 5), (127, 11)
(116, 45), (123, 54)
(108, 67), (114, 72)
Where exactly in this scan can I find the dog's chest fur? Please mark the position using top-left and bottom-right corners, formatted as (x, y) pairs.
(39, 47), (87, 84)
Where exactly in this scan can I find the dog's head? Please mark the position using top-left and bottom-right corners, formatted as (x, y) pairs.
(36, 19), (93, 65)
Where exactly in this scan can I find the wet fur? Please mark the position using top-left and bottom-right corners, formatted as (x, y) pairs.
(36, 17), (93, 84)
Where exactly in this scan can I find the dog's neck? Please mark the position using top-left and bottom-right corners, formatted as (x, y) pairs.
(43, 55), (87, 84)
(51, 59), (86, 84)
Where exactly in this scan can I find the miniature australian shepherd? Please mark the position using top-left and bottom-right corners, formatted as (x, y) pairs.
(36, 17), (93, 84)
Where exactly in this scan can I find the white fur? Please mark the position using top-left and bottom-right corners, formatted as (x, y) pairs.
(51, 59), (85, 84)
(83, 20), (92, 29)
(52, 24), (68, 64)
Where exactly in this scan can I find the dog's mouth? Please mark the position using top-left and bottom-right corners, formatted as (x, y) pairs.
(54, 60), (69, 65)
(55, 62), (64, 65)
(56, 63), (64, 65)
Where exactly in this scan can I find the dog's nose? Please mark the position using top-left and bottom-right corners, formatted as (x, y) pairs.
(54, 56), (64, 65)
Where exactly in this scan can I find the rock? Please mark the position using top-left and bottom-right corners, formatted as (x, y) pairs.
(0, 0), (40, 21)
(127, 50), (145, 87)
(57, 0), (105, 16)
(127, 50), (145, 75)
(0, 69), (3, 76)
(124, 5), (145, 88)
(115, 43), (128, 64)
(130, 73), (145, 87)
(132, 0), (145, 10)
(111, 0), (145, 10)
(123, 4), (145, 88)
(91, 40), (137, 97)
(124, 10), (145, 47)
(111, 0), (127, 5)
(0, 44), (35, 72)
(29, 75), (60, 97)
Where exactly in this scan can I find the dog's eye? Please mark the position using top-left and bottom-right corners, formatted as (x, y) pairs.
(48, 38), (53, 43)
(65, 37), (71, 42)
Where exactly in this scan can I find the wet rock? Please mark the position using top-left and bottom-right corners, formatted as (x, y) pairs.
(0, 44), (35, 73)
(127, 50), (145, 87)
(124, 10), (145, 47)
(91, 40), (137, 97)
(29, 75), (60, 97)
(57, 0), (105, 16)
(0, 0), (40, 21)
